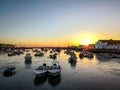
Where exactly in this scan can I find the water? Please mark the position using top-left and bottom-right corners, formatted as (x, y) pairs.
(0, 50), (120, 90)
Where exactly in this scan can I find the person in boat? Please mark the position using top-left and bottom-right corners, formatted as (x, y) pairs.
(43, 63), (47, 70)
(53, 63), (57, 69)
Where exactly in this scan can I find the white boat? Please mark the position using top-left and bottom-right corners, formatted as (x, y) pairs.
(24, 53), (32, 61)
(48, 61), (61, 77)
(8, 51), (15, 56)
(33, 63), (48, 77)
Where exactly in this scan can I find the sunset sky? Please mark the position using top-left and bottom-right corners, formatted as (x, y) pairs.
(0, 0), (120, 47)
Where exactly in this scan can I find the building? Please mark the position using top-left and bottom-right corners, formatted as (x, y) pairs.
(0, 43), (16, 51)
(95, 39), (120, 50)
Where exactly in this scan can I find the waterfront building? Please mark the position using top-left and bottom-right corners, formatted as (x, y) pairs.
(0, 43), (16, 51)
(95, 39), (120, 50)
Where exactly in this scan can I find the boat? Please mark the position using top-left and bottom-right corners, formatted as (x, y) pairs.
(48, 61), (61, 77)
(8, 51), (15, 56)
(69, 52), (77, 62)
(79, 52), (94, 58)
(86, 52), (94, 58)
(49, 54), (57, 60)
(79, 53), (84, 58)
(33, 63), (48, 77)
(34, 52), (44, 57)
(24, 53), (32, 61)
(3, 66), (16, 76)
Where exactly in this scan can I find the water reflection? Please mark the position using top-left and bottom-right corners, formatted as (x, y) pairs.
(25, 60), (32, 64)
(48, 75), (61, 86)
(69, 61), (77, 68)
(24, 62), (32, 69)
(2, 66), (16, 77)
(33, 75), (48, 86)
(0, 50), (120, 90)
(3, 71), (16, 77)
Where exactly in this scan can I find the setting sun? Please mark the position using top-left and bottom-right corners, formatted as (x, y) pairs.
(75, 32), (98, 45)
(82, 39), (90, 46)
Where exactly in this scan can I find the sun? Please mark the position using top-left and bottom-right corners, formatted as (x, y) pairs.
(75, 33), (98, 46)
(82, 39), (90, 46)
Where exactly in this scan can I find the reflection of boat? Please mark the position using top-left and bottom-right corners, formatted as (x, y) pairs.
(33, 75), (47, 86)
(3, 66), (16, 77)
(25, 53), (32, 61)
(112, 54), (120, 58)
(69, 61), (77, 68)
(96, 53), (112, 60)
(48, 61), (61, 77)
(48, 75), (61, 86)
(25, 59), (32, 64)
(33, 63), (48, 77)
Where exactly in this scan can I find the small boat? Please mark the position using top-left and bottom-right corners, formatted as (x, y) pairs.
(69, 53), (77, 62)
(34, 52), (44, 57)
(49, 54), (57, 60)
(48, 61), (61, 77)
(33, 63), (48, 77)
(24, 53), (32, 61)
(79, 52), (94, 58)
(3, 66), (16, 76)
(87, 52), (94, 58)
(8, 51), (15, 56)
(79, 53), (84, 58)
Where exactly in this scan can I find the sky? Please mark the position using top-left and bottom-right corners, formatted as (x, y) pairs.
(0, 0), (120, 47)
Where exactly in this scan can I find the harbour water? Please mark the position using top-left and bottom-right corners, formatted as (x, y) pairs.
(0, 49), (120, 90)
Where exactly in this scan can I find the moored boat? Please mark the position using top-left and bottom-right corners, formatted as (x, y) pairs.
(24, 53), (32, 61)
(33, 63), (48, 77)
(49, 54), (57, 60)
(34, 52), (44, 57)
(48, 61), (61, 77)
(69, 52), (77, 62)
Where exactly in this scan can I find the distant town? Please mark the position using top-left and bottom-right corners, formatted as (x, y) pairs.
(0, 39), (120, 53)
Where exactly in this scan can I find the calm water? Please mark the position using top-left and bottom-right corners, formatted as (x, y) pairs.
(0, 50), (120, 90)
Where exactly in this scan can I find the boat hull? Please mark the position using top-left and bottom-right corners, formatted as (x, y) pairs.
(33, 70), (48, 77)
(48, 70), (61, 77)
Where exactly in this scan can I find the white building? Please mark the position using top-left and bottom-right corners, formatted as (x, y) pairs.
(95, 39), (120, 50)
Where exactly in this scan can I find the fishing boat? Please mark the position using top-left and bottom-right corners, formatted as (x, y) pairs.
(8, 51), (15, 56)
(48, 61), (61, 77)
(33, 63), (48, 77)
(49, 54), (57, 60)
(69, 52), (77, 62)
(79, 52), (94, 58)
(24, 53), (32, 61)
